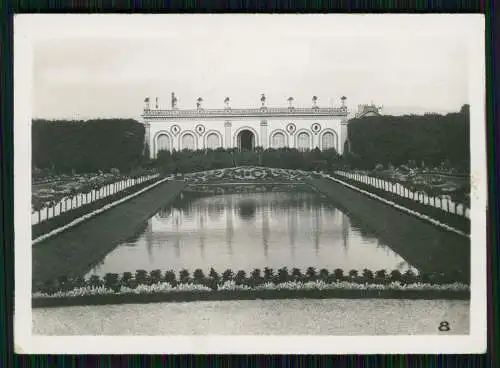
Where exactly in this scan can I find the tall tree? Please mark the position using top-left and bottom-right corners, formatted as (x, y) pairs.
(346, 107), (469, 171)
(32, 119), (145, 174)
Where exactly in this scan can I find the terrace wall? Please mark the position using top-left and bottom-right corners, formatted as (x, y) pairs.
(32, 180), (185, 284)
(308, 177), (470, 280)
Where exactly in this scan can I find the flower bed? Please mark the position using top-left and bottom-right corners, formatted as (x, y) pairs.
(32, 267), (470, 307)
(326, 172), (470, 235)
(32, 176), (163, 239)
(32, 170), (159, 210)
(364, 167), (470, 206)
(184, 166), (314, 184)
(33, 173), (125, 210)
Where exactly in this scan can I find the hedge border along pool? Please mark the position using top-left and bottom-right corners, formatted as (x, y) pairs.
(32, 267), (469, 308)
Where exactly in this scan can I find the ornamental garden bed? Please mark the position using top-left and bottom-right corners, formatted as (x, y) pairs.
(32, 176), (162, 239)
(326, 172), (470, 235)
(184, 166), (315, 184)
(32, 267), (470, 308)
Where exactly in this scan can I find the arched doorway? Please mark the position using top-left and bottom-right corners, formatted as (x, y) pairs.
(237, 129), (255, 151)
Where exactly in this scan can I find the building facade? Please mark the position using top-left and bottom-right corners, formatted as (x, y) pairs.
(141, 96), (350, 159)
(355, 103), (383, 118)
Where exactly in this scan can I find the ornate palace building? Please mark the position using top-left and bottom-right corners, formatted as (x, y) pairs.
(141, 93), (351, 159)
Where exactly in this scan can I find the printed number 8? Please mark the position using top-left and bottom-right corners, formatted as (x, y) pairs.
(438, 321), (450, 332)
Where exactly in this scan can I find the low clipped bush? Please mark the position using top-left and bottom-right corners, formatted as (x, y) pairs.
(221, 269), (234, 282)
(193, 269), (206, 285)
(164, 270), (177, 286)
(149, 269), (163, 284)
(135, 269), (148, 285)
(250, 268), (263, 286)
(179, 269), (190, 284)
(234, 270), (247, 285)
(348, 269), (359, 280)
(121, 272), (134, 288)
(306, 267), (317, 281)
(333, 268), (344, 281)
(277, 267), (289, 283)
(291, 268), (303, 282)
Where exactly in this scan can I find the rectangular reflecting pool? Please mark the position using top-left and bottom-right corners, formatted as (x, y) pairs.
(85, 190), (418, 277)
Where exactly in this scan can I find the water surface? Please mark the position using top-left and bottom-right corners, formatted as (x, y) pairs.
(86, 191), (416, 276)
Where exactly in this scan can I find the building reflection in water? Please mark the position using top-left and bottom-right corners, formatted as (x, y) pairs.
(199, 210), (206, 260)
(289, 205), (297, 256)
(146, 221), (154, 263)
(341, 213), (350, 252)
(226, 196), (234, 256)
(262, 206), (270, 257)
(237, 199), (257, 221)
(313, 204), (321, 255)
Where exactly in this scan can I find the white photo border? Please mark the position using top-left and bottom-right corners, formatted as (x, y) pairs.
(13, 14), (487, 354)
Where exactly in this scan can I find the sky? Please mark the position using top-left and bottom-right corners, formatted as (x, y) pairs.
(30, 15), (474, 120)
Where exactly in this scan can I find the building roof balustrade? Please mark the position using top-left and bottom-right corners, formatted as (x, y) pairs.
(142, 106), (348, 119)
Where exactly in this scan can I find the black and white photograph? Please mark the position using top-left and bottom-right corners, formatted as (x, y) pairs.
(14, 14), (486, 354)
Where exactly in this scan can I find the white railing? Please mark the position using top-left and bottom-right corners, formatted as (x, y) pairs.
(334, 171), (470, 219)
(32, 173), (161, 225)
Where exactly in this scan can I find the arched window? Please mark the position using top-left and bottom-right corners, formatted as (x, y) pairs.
(156, 134), (170, 153)
(181, 133), (195, 150)
(297, 132), (311, 151)
(206, 133), (220, 149)
(272, 132), (286, 148)
(321, 132), (336, 150)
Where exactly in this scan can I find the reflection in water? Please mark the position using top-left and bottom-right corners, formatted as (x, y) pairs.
(342, 213), (350, 252)
(86, 192), (418, 277)
(238, 200), (257, 221)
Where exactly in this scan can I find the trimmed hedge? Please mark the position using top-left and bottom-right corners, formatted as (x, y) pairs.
(32, 176), (163, 239)
(33, 266), (469, 295)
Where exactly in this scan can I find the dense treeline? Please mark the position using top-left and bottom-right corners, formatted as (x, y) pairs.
(32, 105), (469, 174)
(32, 119), (145, 174)
(346, 106), (469, 171)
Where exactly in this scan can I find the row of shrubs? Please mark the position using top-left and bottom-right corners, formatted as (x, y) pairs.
(34, 267), (468, 294)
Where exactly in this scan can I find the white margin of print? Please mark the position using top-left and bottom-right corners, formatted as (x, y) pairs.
(13, 14), (487, 354)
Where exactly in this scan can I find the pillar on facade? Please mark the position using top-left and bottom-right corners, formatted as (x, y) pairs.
(340, 118), (349, 155)
(144, 121), (152, 158)
(260, 120), (268, 149)
(313, 130), (321, 150)
(224, 121), (232, 149)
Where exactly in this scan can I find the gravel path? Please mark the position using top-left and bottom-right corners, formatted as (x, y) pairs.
(33, 298), (469, 335)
